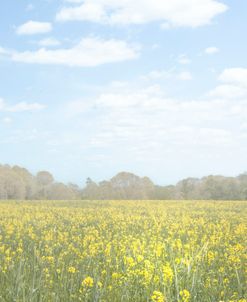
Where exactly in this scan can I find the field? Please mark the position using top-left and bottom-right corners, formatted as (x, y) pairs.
(0, 201), (246, 302)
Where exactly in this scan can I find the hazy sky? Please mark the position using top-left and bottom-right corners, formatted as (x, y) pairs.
(0, 0), (247, 185)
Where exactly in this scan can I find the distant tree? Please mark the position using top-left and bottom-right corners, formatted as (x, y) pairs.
(1, 163), (247, 200)
(176, 178), (201, 199)
(151, 185), (175, 200)
(34, 171), (55, 199)
(98, 181), (114, 199)
(197, 176), (240, 200)
(47, 183), (77, 200)
(110, 172), (155, 199)
(67, 183), (81, 199)
(36, 171), (54, 186)
(12, 166), (36, 199)
(82, 178), (99, 199)
(237, 173), (247, 200)
(0, 165), (26, 199)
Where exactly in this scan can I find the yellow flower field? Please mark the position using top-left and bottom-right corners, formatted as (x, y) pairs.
(0, 200), (246, 302)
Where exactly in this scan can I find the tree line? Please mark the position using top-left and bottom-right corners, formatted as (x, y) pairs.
(0, 164), (247, 200)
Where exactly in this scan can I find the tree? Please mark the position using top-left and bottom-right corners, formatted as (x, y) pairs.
(47, 183), (77, 200)
(1, 163), (247, 200)
(12, 166), (36, 199)
(110, 172), (155, 199)
(36, 171), (54, 186)
(151, 185), (175, 200)
(82, 178), (99, 199)
(0, 165), (26, 199)
(176, 178), (200, 199)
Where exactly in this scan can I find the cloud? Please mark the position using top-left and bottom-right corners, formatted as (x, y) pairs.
(160, 22), (172, 30)
(0, 98), (5, 110)
(0, 128), (40, 144)
(143, 69), (192, 81)
(62, 65), (247, 155)
(0, 98), (45, 112)
(219, 68), (247, 88)
(72, 90), (239, 149)
(143, 70), (172, 80)
(38, 37), (61, 47)
(57, 2), (106, 23)
(65, 0), (84, 3)
(6, 102), (45, 112)
(209, 85), (247, 99)
(178, 54), (191, 65)
(205, 46), (220, 54)
(0, 47), (9, 56)
(6, 37), (139, 67)
(56, 0), (228, 28)
(2, 117), (12, 124)
(209, 67), (247, 98)
(178, 71), (192, 81)
(16, 21), (52, 35)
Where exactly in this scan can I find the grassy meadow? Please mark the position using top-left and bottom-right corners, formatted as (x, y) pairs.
(0, 200), (246, 302)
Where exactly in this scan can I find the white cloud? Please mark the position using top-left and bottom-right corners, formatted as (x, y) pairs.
(160, 22), (172, 30)
(2, 117), (12, 124)
(63, 65), (247, 154)
(8, 37), (139, 67)
(178, 54), (191, 65)
(205, 46), (220, 54)
(241, 122), (247, 131)
(209, 67), (247, 98)
(151, 44), (159, 50)
(209, 84), (247, 99)
(70, 89), (240, 149)
(0, 98), (45, 113)
(65, 0), (84, 3)
(178, 71), (192, 81)
(0, 98), (5, 110)
(66, 100), (92, 116)
(56, 0), (228, 28)
(0, 47), (8, 56)
(38, 37), (61, 47)
(142, 70), (173, 81)
(1, 129), (41, 144)
(57, 2), (106, 23)
(143, 69), (192, 81)
(16, 21), (52, 35)
(67, 86), (246, 123)
(6, 102), (45, 112)
(219, 68), (247, 88)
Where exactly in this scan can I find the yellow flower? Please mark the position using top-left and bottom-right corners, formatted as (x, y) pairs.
(180, 289), (190, 302)
(82, 276), (94, 288)
(97, 281), (103, 288)
(163, 263), (174, 284)
(151, 291), (165, 302)
(112, 272), (121, 279)
(0, 200), (246, 301)
(67, 266), (76, 274)
(137, 255), (144, 262)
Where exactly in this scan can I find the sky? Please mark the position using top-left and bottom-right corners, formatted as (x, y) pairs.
(0, 0), (247, 186)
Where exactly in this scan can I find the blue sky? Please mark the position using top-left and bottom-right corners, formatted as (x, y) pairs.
(0, 0), (247, 186)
